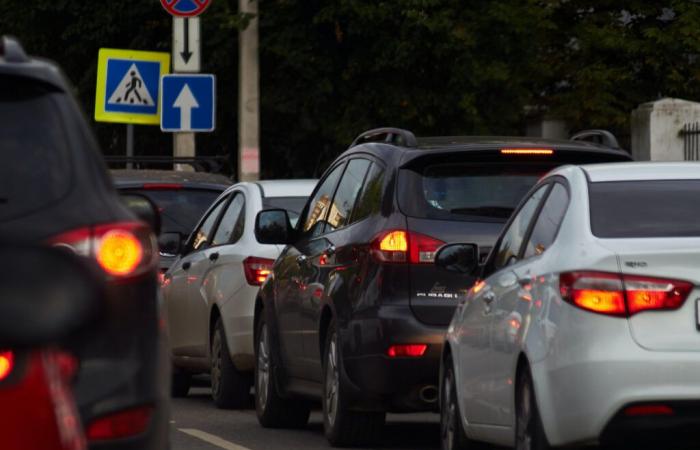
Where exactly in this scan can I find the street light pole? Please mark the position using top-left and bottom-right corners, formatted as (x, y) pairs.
(238, 0), (260, 181)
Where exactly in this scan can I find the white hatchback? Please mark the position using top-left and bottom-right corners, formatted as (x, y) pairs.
(437, 162), (700, 449)
(162, 179), (316, 408)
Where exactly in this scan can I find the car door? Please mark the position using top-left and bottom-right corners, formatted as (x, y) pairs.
(489, 181), (570, 426)
(298, 158), (372, 381)
(274, 163), (345, 377)
(456, 183), (550, 426)
(166, 195), (229, 357)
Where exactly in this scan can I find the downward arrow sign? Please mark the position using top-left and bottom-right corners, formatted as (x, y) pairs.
(173, 84), (199, 131)
(181, 18), (193, 64)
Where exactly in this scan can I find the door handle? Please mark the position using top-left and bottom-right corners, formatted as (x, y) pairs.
(182, 261), (191, 271)
(325, 245), (337, 257)
(209, 252), (220, 262)
(296, 255), (308, 265)
(483, 292), (496, 305)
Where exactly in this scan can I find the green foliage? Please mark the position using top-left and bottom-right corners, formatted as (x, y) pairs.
(2, 1), (700, 178)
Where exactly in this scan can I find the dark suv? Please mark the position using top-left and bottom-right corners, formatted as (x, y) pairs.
(0, 37), (168, 449)
(252, 127), (632, 446)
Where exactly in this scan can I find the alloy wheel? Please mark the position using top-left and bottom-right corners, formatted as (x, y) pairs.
(325, 334), (340, 427)
(441, 370), (457, 450)
(256, 324), (270, 410)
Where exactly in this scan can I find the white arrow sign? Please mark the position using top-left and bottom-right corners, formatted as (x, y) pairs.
(173, 84), (199, 131)
(173, 17), (201, 72)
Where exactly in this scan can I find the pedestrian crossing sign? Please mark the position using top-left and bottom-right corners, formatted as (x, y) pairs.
(94, 48), (170, 125)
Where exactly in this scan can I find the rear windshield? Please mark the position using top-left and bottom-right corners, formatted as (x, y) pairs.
(0, 78), (71, 221)
(129, 189), (222, 236)
(263, 196), (308, 227)
(399, 163), (550, 222)
(590, 180), (700, 238)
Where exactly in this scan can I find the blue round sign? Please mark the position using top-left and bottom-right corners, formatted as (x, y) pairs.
(161, 0), (211, 17)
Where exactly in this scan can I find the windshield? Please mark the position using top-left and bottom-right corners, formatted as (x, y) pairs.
(129, 189), (223, 236)
(399, 163), (548, 222)
(263, 196), (309, 227)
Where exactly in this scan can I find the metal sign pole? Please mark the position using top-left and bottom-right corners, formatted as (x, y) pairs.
(126, 124), (134, 169)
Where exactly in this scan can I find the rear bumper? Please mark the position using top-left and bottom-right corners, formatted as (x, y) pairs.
(341, 305), (446, 412)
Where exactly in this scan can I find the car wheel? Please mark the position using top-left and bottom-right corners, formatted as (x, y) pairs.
(441, 356), (474, 450)
(211, 318), (252, 409)
(254, 312), (310, 428)
(323, 319), (385, 447)
(171, 370), (191, 398)
(516, 370), (550, 450)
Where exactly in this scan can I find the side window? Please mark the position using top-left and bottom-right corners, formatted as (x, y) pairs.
(493, 185), (549, 270)
(191, 197), (228, 251)
(326, 159), (371, 232)
(300, 163), (345, 237)
(211, 193), (246, 246)
(351, 162), (385, 223)
(523, 183), (569, 259)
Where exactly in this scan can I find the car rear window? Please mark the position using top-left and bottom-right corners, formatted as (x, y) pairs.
(0, 77), (71, 221)
(263, 196), (308, 227)
(399, 163), (551, 222)
(129, 189), (222, 236)
(589, 180), (700, 238)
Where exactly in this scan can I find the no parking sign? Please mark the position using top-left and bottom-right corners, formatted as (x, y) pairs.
(160, 0), (212, 17)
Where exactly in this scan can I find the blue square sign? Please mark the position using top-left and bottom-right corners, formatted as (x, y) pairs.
(160, 74), (216, 132)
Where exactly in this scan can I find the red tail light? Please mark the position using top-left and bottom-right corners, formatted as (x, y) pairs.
(624, 404), (674, 417)
(243, 257), (275, 286)
(387, 344), (428, 358)
(371, 230), (445, 264)
(49, 222), (157, 280)
(560, 272), (693, 317)
(501, 148), (554, 156)
(0, 351), (14, 381)
(86, 405), (153, 441)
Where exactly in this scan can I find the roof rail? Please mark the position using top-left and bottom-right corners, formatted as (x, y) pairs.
(570, 129), (621, 150)
(104, 156), (230, 174)
(1, 36), (29, 63)
(351, 127), (417, 148)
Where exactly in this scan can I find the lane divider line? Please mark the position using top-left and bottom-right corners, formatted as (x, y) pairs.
(178, 428), (253, 450)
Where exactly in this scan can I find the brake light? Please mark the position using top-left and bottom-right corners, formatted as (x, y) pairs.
(500, 148), (554, 156)
(624, 404), (674, 417)
(243, 257), (274, 286)
(86, 405), (153, 441)
(49, 222), (157, 279)
(371, 230), (445, 264)
(0, 351), (13, 381)
(387, 344), (428, 358)
(560, 272), (693, 317)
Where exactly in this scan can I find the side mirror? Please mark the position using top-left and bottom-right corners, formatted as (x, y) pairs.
(255, 209), (293, 245)
(121, 193), (161, 235)
(435, 243), (479, 275)
(0, 246), (101, 348)
(158, 232), (184, 256)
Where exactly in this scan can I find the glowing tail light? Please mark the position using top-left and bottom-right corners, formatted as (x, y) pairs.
(387, 344), (428, 358)
(560, 272), (693, 317)
(371, 230), (445, 264)
(86, 405), (153, 441)
(0, 351), (14, 381)
(500, 148), (554, 156)
(243, 257), (275, 286)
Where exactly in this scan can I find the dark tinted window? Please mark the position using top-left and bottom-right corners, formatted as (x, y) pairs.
(0, 78), (71, 221)
(192, 197), (227, 251)
(523, 183), (569, 258)
(590, 180), (700, 238)
(301, 164), (344, 237)
(493, 185), (549, 269)
(130, 189), (222, 236)
(263, 196), (308, 227)
(351, 163), (385, 223)
(212, 193), (245, 246)
(399, 164), (549, 222)
(327, 159), (371, 232)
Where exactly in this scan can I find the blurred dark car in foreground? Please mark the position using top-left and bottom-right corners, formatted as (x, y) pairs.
(0, 37), (168, 450)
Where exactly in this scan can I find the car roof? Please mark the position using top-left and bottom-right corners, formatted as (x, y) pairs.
(111, 169), (233, 190)
(582, 162), (700, 182)
(253, 179), (318, 198)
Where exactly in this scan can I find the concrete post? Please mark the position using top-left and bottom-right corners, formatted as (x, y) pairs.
(238, 0), (260, 182)
(631, 98), (700, 161)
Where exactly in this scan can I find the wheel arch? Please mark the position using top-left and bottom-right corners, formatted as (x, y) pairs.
(318, 304), (334, 360)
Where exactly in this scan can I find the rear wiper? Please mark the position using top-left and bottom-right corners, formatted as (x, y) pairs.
(449, 206), (514, 218)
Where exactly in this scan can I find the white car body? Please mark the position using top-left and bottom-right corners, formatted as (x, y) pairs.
(443, 162), (700, 448)
(163, 180), (316, 376)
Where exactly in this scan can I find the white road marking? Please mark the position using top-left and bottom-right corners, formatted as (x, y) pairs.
(178, 428), (253, 450)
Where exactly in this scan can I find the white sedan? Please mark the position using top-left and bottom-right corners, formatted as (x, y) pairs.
(162, 179), (316, 408)
(437, 162), (700, 449)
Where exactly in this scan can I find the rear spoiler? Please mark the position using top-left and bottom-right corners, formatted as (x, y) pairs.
(104, 156), (230, 174)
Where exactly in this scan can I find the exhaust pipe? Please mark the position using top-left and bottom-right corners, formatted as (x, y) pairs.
(419, 385), (439, 404)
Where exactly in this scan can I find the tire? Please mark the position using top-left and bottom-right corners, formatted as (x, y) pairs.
(254, 312), (311, 428)
(171, 370), (191, 398)
(441, 356), (474, 450)
(211, 318), (252, 409)
(322, 320), (385, 447)
(516, 369), (551, 450)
